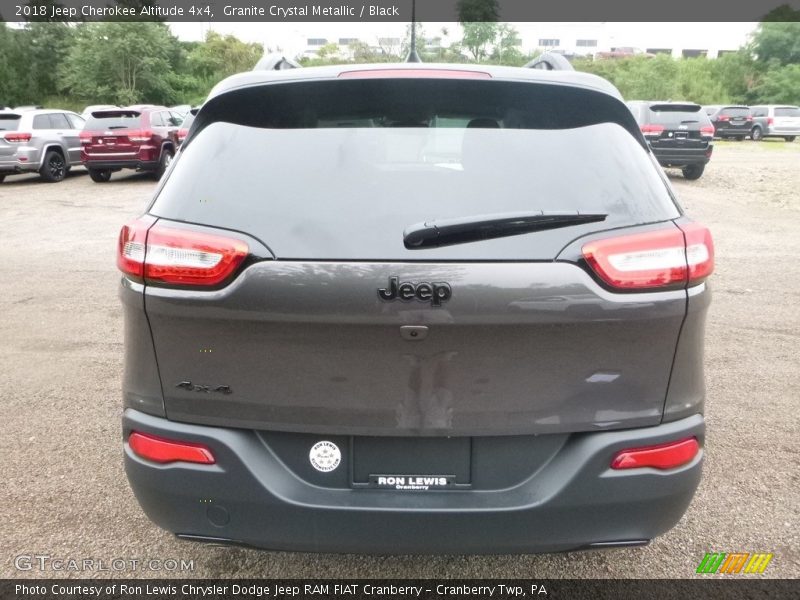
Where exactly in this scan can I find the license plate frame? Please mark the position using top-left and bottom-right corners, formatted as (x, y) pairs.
(367, 474), (457, 491)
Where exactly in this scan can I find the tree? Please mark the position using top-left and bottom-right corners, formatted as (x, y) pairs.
(751, 18), (800, 66)
(19, 22), (74, 99)
(750, 64), (800, 104)
(490, 24), (523, 65)
(457, 0), (499, 21)
(461, 22), (498, 61)
(186, 31), (263, 85)
(60, 22), (181, 105)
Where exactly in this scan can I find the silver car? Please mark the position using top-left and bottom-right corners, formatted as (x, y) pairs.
(0, 109), (85, 183)
(750, 105), (800, 141)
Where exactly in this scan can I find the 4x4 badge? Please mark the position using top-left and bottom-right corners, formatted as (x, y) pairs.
(378, 276), (452, 307)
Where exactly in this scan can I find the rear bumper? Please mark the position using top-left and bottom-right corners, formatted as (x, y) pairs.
(82, 159), (158, 171)
(0, 152), (41, 174)
(652, 147), (711, 167)
(123, 409), (704, 554)
(764, 127), (800, 137)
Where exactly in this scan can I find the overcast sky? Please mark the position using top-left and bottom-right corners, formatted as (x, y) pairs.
(169, 22), (758, 56)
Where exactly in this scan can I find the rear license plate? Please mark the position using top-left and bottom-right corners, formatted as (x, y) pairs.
(368, 474), (456, 490)
(674, 131), (689, 140)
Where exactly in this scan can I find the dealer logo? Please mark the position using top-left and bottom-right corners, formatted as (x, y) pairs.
(309, 441), (341, 473)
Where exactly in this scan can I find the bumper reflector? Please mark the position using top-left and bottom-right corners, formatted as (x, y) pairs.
(611, 437), (700, 470)
(129, 432), (215, 465)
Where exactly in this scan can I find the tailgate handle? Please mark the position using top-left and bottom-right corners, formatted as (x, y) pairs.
(400, 325), (428, 341)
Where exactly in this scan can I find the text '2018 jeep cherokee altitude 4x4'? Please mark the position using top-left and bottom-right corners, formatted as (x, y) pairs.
(119, 64), (713, 554)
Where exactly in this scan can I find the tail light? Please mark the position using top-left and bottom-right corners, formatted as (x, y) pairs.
(581, 223), (714, 290)
(640, 124), (664, 137)
(4, 132), (32, 143)
(117, 217), (249, 287)
(79, 132), (92, 145)
(128, 129), (154, 142)
(611, 437), (699, 470)
(177, 128), (188, 142)
(717, 115), (730, 122)
(700, 125), (715, 137)
(129, 432), (215, 464)
(767, 117), (774, 126)
(746, 116), (753, 122)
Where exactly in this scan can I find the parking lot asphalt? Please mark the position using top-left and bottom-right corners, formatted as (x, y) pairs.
(1, 142), (798, 579)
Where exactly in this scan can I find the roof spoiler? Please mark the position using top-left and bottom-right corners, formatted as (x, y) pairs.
(524, 52), (574, 72)
(253, 53), (301, 71)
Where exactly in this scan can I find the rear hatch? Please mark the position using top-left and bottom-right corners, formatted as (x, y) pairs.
(715, 106), (751, 134)
(773, 106), (800, 132)
(643, 103), (712, 150)
(0, 113), (23, 162)
(141, 76), (689, 436)
(81, 110), (143, 158)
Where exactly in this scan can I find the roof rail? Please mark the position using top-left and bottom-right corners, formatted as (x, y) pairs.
(253, 53), (301, 71)
(524, 52), (574, 72)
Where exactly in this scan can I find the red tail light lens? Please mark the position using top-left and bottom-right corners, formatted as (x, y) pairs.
(128, 129), (154, 142)
(177, 128), (188, 141)
(717, 115), (730, 122)
(700, 125), (715, 137)
(129, 432), (215, 464)
(117, 218), (249, 287)
(582, 223), (714, 290)
(79, 132), (92, 145)
(611, 437), (699, 470)
(767, 117), (774, 126)
(640, 124), (664, 137)
(4, 132), (32, 143)
(746, 116), (753, 122)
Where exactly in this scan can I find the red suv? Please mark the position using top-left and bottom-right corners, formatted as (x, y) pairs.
(80, 106), (181, 182)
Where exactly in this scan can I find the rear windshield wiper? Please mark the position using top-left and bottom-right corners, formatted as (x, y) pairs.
(403, 211), (607, 249)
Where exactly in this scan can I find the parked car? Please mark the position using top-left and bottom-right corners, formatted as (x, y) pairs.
(704, 105), (752, 140)
(118, 63), (713, 554)
(80, 106), (182, 182)
(627, 101), (714, 179)
(81, 104), (119, 120)
(749, 105), (800, 141)
(0, 109), (85, 183)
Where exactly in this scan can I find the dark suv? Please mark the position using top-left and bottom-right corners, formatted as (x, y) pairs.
(119, 64), (713, 554)
(704, 105), (752, 140)
(81, 107), (181, 182)
(627, 101), (714, 180)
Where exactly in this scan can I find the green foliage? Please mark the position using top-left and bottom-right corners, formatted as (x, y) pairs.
(2, 18), (797, 111)
(60, 22), (181, 104)
(751, 19), (800, 66)
(750, 64), (800, 104)
(186, 31), (262, 86)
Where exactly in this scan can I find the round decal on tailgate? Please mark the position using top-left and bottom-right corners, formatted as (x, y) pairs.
(309, 441), (341, 472)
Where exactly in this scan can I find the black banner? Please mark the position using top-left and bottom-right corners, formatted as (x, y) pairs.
(2, 579), (800, 600)
(2, 0), (800, 23)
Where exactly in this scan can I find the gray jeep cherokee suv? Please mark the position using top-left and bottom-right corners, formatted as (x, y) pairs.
(0, 109), (85, 183)
(119, 63), (713, 554)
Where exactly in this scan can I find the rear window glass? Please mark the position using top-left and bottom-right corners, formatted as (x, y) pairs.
(179, 112), (195, 129)
(720, 107), (750, 117)
(775, 107), (800, 117)
(648, 104), (709, 126)
(0, 115), (20, 131)
(151, 79), (679, 260)
(84, 112), (141, 130)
